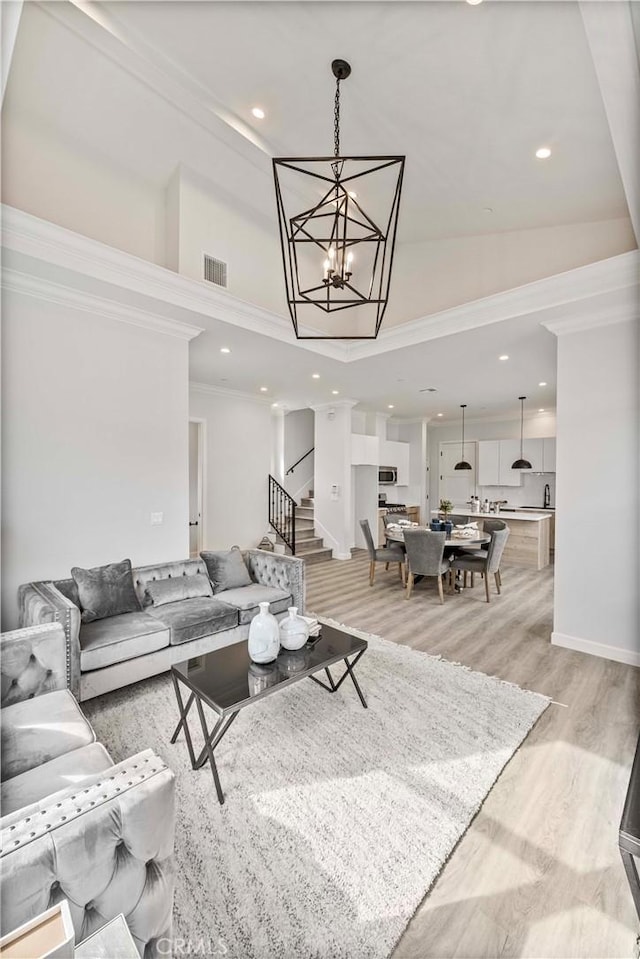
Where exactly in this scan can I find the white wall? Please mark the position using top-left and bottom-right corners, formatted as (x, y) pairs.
(170, 166), (287, 315)
(313, 404), (354, 560)
(282, 409), (314, 502)
(1, 292), (190, 628)
(552, 318), (639, 666)
(385, 218), (636, 327)
(189, 387), (272, 551)
(1, 115), (167, 266)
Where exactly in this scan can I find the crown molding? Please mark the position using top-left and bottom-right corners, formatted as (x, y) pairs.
(0, 204), (346, 360)
(1, 267), (204, 340)
(189, 381), (272, 406)
(541, 284), (639, 336)
(310, 400), (359, 413)
(344, 249), (640, 361)
(3, 205), (637, 364)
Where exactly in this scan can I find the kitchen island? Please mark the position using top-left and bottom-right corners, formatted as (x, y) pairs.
(435, 507), (552, 570)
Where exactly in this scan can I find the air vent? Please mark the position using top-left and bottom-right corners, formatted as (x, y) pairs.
(203, 254), (228, 288)
(419, 387), (438, 393)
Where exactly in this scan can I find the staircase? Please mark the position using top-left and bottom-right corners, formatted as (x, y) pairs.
(293, 492), (333, 566)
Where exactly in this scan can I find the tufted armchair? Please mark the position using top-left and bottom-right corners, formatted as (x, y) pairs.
(0, 624), (175, 957)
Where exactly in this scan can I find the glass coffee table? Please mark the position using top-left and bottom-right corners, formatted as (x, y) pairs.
(170, 622), (368, 804)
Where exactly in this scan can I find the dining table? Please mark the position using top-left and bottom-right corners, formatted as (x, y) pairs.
(385, 524), (491, 591)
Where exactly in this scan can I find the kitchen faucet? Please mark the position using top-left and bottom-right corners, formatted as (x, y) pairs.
(544, 483), (551, 508)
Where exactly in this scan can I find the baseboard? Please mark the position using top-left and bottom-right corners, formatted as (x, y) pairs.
(334, 551), (352, 561)
(552, 631), (640, 668)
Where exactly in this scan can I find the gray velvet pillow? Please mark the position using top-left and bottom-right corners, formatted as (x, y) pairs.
(71, 558), (140, 624)
(200, 548), (252, 594)
(144, 573), (213, 608)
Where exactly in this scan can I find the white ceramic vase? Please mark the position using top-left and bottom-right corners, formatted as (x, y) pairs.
(248, 602), (280, 663)
(279, 606), (309, 651)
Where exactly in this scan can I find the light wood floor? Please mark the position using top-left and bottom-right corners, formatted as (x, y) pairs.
(305, 551), (640, 958)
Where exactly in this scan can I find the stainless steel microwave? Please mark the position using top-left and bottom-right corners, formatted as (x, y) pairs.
(378, 466), (397, 485)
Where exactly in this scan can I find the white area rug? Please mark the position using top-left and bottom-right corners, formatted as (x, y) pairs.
(85, 624), (549, 959)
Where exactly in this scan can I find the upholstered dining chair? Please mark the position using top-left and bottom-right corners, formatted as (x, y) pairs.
(359, 519), (406, 587)
(402, 529), (450, 604)
(451, 525), (510, 602)
(382, 512), (408, 528)
(460, 518), (506, 560)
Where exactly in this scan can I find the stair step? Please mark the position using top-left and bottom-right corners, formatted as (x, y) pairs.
(295, 518), (314, 530)
(295, 527), (318, 541)
(300, 497), (314, 507)
(296, 505), (314, 519)
(308, 490), (314, 498)
(300, 547), (333, 565)
(295, 536), (323, 553)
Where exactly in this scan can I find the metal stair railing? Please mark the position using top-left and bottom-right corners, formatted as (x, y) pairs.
(285, 447), (314, 476)
(268, 475), (296, 555)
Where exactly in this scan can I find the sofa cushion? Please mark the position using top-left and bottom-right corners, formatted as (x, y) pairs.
(1, 689), (95, 781)
(147, 597), (239, 646)
(0, 742), (113, 816)
(80, 611), (170, 672)
(71, 558), (141, 623)
(144, 573), (213, 607)
(200, 548), (252, 593)
(215, 584), (292, 625)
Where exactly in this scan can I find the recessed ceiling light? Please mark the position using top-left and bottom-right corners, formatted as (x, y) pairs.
(538, 381), (547, 386)
(536, 147), (552, 159)
(220, 347), (231, 354)
(466, 0), (483, 5)
(499, 354), (509, 361)
(538, 408), (545, 413)
(331, 390), (339, 395)
(260, 387), (268, 392)
(483, 207), (493, 214)
(388, 404), (394, 409)
(251, 107), (265, 120)
(312, 373), (320, 379)
(437, 413), (443, 417)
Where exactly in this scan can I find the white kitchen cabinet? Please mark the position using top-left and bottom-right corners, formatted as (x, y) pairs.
(522, 438), (544, 472)
(380, 439), (410, 485)
(498, 439), (523, 486)
(542, 437), (556, 472)
(351, 433), (379, 465)
(478, 441), (500, 486)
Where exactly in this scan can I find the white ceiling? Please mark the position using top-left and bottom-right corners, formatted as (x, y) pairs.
(3, 0), (639, 419)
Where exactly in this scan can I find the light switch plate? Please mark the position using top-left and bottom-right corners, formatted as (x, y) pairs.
(150, 512), (163, 526)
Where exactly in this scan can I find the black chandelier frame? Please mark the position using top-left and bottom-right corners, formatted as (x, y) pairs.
(272, 59), (405, 340)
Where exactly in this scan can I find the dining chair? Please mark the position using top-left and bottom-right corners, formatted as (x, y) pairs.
(461, 518), (506, 561)
(450, 525), (510, 602)
(402, 529), (450, 604)
(359, 519), (406, 587)
(382, 512), (408, 528)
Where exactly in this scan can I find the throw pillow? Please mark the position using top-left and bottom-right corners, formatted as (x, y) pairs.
(71, 558), (140, 624)
(200, 548), (252, 594)
(144, 573), (213, 608)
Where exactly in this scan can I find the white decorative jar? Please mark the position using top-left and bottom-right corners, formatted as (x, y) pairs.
(248, 602), (280, 663)
(279, 607), (309, 651)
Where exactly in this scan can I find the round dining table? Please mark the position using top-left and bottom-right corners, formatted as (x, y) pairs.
(385, 525), (491, 591)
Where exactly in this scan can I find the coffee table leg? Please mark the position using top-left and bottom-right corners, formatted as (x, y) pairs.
(170, 674), (198, 768)
(343, 656), (368, 709)
(195, 696), (227, 805)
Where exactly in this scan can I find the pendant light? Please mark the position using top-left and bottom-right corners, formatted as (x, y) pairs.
(273, 59), (405, 340)
(454, 404), (472, 470)
(512, 396), (532, 469)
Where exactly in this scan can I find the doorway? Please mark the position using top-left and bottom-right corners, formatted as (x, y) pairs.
(438, 441), (477, 508)
(189, 419), (206, 557)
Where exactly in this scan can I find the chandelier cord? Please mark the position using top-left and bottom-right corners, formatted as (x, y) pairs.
(334, 77), (341, 158)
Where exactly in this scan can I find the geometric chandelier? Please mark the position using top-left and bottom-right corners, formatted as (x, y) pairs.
(273, 59), (405, 340)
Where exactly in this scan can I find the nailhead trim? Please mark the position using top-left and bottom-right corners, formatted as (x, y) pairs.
(0, 757), (168, 855)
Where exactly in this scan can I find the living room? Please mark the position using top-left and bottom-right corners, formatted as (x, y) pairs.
(1, 2), (639, 957)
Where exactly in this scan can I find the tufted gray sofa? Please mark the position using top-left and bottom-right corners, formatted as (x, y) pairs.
(18, 551), (305, 701)
(0, 623), (175, 957)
